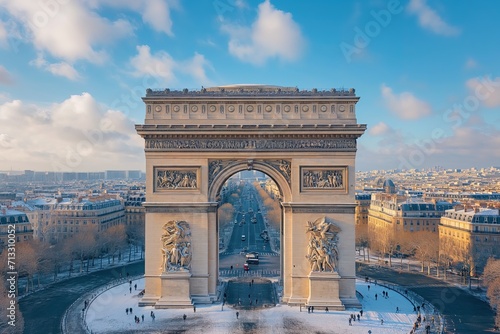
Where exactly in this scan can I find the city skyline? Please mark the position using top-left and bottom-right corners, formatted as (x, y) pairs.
(0, 0), (499, 172)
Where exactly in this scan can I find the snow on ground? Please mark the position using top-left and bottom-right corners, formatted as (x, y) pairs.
(86, 278), (418, 333)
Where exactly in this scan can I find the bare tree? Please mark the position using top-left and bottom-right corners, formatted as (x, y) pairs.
(397, 234), (415, 271)
(368, 224), (397, 267)
(218, 203), (235, 231)
(103, 225), (127, 264)
(126, 223), (145, 261)
(16, 242), (40, 293)
(483, 258), (500, 329)
(355, 227), (370, 262)
(70, 232), (97, 273)
(411, 231), (439, 274)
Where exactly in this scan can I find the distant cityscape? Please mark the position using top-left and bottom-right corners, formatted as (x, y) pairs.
(1, 166), (499, 274)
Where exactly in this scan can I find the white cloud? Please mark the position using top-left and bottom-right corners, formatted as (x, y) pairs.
(358, 121), (500, 171)
(30, 54), (80, 80)
(466, 76), (500, 108)
(0, 0), (134, 63)
(369, 122), (392, 136)
(179, 53), (212, 84)
(0, 65), (14, 84)
(407, 0), (460, 36)
(381, 84), (432, 120)
(129, 45), (212, 86)
(130, 45), (176, 82)
(0, 93), (144, 171)
(221, 0), (305, 65)
(94, 0), (179, 36)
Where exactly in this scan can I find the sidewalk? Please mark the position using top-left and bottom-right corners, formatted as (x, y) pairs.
(18, 247), (144, 300)
(81, 278), (421, 334)
(356, 253), (487, 300)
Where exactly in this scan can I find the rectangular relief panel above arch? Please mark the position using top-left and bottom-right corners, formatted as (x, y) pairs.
(300, 166), (348, 193)
(154, 166), (201, 192)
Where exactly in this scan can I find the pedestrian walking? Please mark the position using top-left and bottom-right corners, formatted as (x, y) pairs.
(130, 307), (133, 313)
(193, 305), (196, 313)
(381, 319), (384, 325)
(375, 294), (378, 300)
(308, 306), (311, 313)
(386, 291), (389, 298)
(142, 314), (144, 322)
(126, 308), (129, 315)
(368, 285), (370, 291)
(396, 307), (399, 313)
(150, 311), (154, 317)
(311, 306), (314, 313)
(130, 287), (132, 293)
(360, 309), (363, 317)
(135, 284), (137, 291)
(325, 307), (329, 312)
(236, 311), (239, 319)
(357, 314), (360, 321)
(348, 318), (352, 326)
(183, 314), (187, 321)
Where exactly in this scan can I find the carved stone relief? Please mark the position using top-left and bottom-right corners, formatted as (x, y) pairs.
(306, 217), (340, 273)
(145, 138), (356, 152)
(301, 167), (345, 190)
(160, 220), (192, 272)
(208, 159), (291, 191)
(264, 159), (291, 185)
(155, 168), (198, 190)
(208, 160), (236, 186)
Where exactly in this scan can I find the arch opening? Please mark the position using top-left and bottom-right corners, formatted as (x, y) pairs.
(217, 170), (282, 280)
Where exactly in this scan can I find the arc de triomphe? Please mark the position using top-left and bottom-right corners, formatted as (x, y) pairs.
(136, 85), (366, 309)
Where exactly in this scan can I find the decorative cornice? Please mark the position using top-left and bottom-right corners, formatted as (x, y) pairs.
(145, 86), (356, 98)
(136, 124), (366, 132)
(144, 202), (218, 213)
(281, 203), (356, 214)
(144, 138), (357, 152)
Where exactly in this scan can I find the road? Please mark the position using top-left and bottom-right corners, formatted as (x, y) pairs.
(19, 261), (144, 334)
(357, 263), (495, 334)
(219, 182), (280, 277)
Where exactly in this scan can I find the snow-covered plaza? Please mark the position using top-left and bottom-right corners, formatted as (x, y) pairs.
(85, 277), (428, 333)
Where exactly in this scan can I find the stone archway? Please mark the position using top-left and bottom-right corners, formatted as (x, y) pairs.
(136, 85), (366, 309)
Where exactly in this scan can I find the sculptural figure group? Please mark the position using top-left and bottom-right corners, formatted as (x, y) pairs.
(306, 217), (340, 272)
(161, 220), (192, 272)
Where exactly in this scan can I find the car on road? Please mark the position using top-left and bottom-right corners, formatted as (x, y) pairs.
(246, 258), (259, 265)
(243, 263), (249, 271)
(241, 234), (246, 241)
(246, 251), (259, 259)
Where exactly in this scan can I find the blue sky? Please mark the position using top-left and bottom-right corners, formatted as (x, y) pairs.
(0, 0), (499, 172)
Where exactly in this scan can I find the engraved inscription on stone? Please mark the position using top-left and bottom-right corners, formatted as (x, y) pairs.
(301, 167), (345, 190)
(155, 168), (198, 190)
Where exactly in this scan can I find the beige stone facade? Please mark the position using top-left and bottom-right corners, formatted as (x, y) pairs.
(136, 85), (366, 308)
